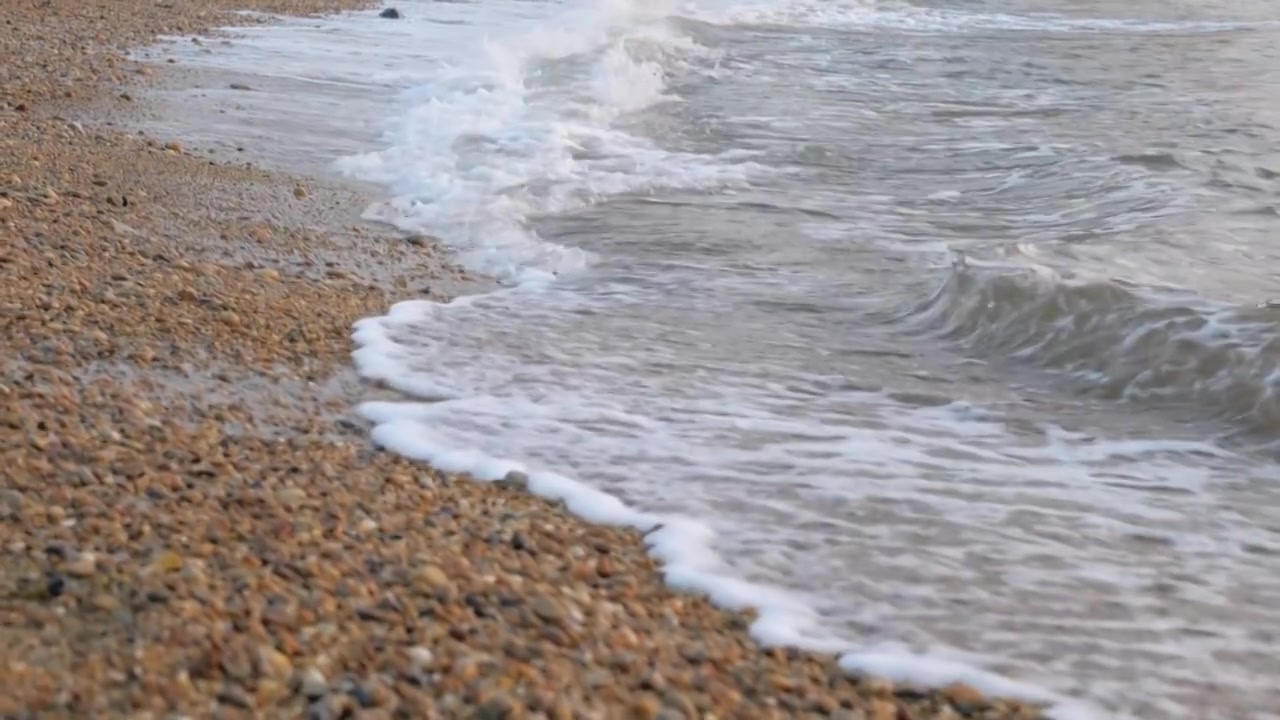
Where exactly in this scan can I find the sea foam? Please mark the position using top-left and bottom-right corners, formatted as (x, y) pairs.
(339, 3), (1112, 712)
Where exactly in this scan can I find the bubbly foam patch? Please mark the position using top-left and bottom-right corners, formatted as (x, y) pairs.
(352, 298), (1106, 719)
(332, 0), (760, 286)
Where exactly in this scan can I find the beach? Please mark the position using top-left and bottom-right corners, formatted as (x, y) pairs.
(0, 1), (1054, 718)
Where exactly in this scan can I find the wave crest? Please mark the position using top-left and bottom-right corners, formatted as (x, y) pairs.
(904, 263), (1280, 436)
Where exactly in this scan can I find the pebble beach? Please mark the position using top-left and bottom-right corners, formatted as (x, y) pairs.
(0, 1), (1053, 718)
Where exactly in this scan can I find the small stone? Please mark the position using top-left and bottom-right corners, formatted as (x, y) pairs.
(934, 706), (963, 720)
(295, 667), (328, 699)
(217, 684), (255, 710)
(406, 646), (434, 668)
(861, 677), (895, 696)
(277, 487), (308, 508)
(309, 694), (353, 719)
(64, 551), (98, 577)
(165, 141), (183, 153)
(230, 83), (253, 91)
(473, 695), (523, 720)
(257, 645), (293, 681)
(148, 550), (184, 574)
(942, 682), (986, 707)
(529, 595), (564, 624)
(412, 564), (450, 590)
(628, 695), (662, 719)
(497, 471), (528, 491)
(222, 642), (255, 681)
(109, 219), (140, 236)
(582, 669), (611, 689)
(293, 185), (308, 199)
(867, 698), (898, 720)
(358, 676), (396, 707)
(0, 489), (23, 519)
(379, 8), (401, 19)
(356, 606), (394, 623)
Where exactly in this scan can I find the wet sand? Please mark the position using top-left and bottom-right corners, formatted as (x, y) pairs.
(0, 1), (1047, 718)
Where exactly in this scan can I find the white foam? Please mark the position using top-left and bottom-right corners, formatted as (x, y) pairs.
(353, 296), (1115, 719)
(332, 0), (759, 286)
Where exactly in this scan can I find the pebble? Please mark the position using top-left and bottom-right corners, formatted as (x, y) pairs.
(0, 489), (24, 519)
(216, 685), (254, 710)
(277, 487), (309, 508)
(296, 667), (329, 700)
(942, 682), (987, 706)
(258, 645), (293, 681)
(413, 563), (450, 590)
(148, 550), (185, 574)
(529, 594), (565, 623)
(64, 551), (98, 577)
(405, 646), (434, 668)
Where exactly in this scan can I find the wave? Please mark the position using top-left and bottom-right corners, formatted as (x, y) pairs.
(684, 0), (1277, 35)
(336, 0), (1112, 717)
(902, 260), (1280, 438)
(334, 0), (761, 286)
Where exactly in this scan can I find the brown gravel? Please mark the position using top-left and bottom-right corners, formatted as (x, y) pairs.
(1, 1), (1052, 718)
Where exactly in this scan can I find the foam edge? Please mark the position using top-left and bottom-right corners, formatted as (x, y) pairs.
(351, 307), (1108, 720)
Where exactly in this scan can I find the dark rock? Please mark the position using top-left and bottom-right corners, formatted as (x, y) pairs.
(355, 605), (393, 623)
(465, 593), (492, 618)
(379, 7), (401, 18)
(344, 680), (375, 708)
(497, 470), (528, 491)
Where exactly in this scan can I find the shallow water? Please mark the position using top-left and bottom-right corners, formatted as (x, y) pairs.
(143, 1), (1280, 717)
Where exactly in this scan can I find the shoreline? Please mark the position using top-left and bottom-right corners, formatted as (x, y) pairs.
(1, 1), (1053, 718)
